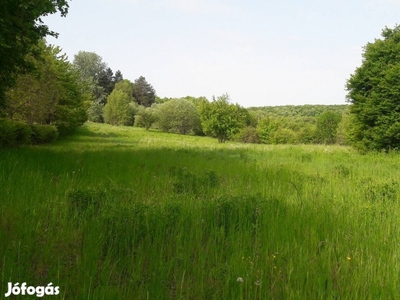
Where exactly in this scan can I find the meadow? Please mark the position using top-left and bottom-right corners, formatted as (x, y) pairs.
(1, 122), (400, 299)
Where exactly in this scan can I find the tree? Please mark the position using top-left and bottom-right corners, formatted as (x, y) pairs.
(346, 25), (400, 151)
(133, 76), (156, 107)
(236, 127), (260, 144)
(199, 94), (247, 143)
(270, 128), (298, 144)
(98, 67), (115, 96)
(5, 40), (88, 135)
(156, 99), (200, 134)
(179, 96), (208, 135)
(114, 79), (134, 98)
(114, 70), (124, 84)
(298, 124), (316, 144)
(0, 0), (69, 108)
(104, 90), (135, 126)
(134, 106), (156, 130)
(256, 117), (280, 144)
(336, 110), (352, 145)
(73, 51), (108, 102)
(314, 111), (341, 144)
(87, 102), (105, 123)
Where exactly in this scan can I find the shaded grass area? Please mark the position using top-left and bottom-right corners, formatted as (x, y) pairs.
(1, 123), (400, 299)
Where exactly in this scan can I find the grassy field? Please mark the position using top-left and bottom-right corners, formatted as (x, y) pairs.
(1, 122), (400, 299)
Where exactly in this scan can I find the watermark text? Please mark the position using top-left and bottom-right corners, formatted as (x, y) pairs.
(4, 282), (59, 298)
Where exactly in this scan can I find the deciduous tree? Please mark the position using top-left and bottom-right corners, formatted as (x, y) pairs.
(346, 25), (400, 150)
(73, 51), (108, 101)
(5, 40), (88, 135)
(0, 0), (69, 108)
(114, 79), (134, 98)
(134, 106), (156, 130)
(199, 94), (247, 143)
(156, 99), (200, 134)
(104, 90), (136, 126)
(314, 111), (341, 144)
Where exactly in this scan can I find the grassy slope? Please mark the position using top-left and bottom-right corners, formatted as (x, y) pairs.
(1, 122), (400, 299)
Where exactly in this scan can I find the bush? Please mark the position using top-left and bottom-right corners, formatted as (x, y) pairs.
(0, 119), (60, 147)
(127, 102), (139, 126)
(270, 128), (298, 144)
(298, 125), (315, 144)
(256, 118), (280, 144)
(156, 99), (200, 134)
(134, 106), (156, 130)
(30, 124), (58, 144)
(0, 118), (32, 147)
(314, 111), (341, 144)
(236, 127), (260, 143)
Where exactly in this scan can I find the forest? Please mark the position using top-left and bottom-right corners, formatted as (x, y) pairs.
(0, 41), (352, 148)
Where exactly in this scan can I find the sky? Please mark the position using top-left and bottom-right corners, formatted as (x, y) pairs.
(44, 0), (400, 108)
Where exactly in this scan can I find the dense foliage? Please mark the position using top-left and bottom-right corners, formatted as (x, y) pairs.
(0, 118), (58, 147)
(347, 25), (400, 151)
(248, 104), (348, 117)
(156, 99), (201, 135)
(73, 51), (123, 105)
(314, 111), (342, 144)
(133, 76), (156, 107)
(4, 40), (88, 136)
(199, 94), (247, 143)
(134, 106), (156, 130)
(104, 89), (137, 126)
(0, 0), (69, 108)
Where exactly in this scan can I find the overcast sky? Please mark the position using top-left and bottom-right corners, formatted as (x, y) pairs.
(44, 0), (400, 107)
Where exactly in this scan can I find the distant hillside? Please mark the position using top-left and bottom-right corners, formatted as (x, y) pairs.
(248, 104), (349, 117)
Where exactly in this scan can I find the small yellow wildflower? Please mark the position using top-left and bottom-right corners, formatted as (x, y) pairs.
(346, 256), (351, 261)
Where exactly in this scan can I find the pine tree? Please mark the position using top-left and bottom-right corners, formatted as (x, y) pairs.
(133, 76), (156, 107)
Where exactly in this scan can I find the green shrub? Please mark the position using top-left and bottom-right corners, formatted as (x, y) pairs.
(270, 128), (298, 144)
(236, 126), (260, 143)
(30, 124), (59, 144)
(134, 106), (156, 130)
(0, 118), (32, 147)
(156, 99), (201, 134)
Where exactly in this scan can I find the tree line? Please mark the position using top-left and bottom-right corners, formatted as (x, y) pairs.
(2, 0), (400, 151)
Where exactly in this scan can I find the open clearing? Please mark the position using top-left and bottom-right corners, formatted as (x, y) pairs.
(1, 123), (400, 299)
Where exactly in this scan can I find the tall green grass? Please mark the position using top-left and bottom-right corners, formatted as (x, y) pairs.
(1, 122), (400, 299)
